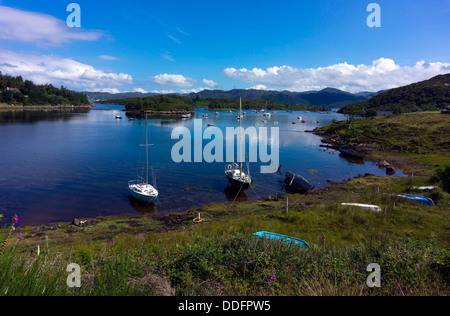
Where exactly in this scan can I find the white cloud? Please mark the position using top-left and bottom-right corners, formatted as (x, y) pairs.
(153, 73), (196, 87)
(0, 6), (102, 45)
(202, 79), (220, 88)
(161, 52), (175, 62)
(167, 34), (180, 44)
(133, 88), (148, 93)
(179, 87), (208, 94)
(0, 50), (133, 90)
(150, 89), (177, 94)
(86, 88), (121, 94)
(248, 84), (268, 90)
(99, 55), (119, 61)
(224, 58), (450, 92)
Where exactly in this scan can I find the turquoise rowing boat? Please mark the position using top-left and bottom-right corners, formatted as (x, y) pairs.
(397, 194), (435, 206)
(253, 231), (311, 248)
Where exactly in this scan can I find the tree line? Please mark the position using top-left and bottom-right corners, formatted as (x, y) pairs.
(0, 72), (90, 106)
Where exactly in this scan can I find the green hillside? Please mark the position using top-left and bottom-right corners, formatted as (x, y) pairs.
(339, 73), (450, 116)
(0, 72), (90, 106)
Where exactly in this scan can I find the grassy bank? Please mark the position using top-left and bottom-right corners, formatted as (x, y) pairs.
(315, 112), (450, 176)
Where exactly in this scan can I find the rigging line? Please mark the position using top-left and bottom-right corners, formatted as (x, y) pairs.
(225, 181), (245, 213)
(250, 184), (261, 200)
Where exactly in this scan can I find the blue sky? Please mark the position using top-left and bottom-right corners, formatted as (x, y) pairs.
(0, 0), (449, 93)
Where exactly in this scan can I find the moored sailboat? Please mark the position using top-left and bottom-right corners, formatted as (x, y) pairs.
(128, 114), (159, 203)
(225, 98), (252, 190)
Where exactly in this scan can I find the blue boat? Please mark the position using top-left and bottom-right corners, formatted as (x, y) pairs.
(397, 194), (435, 206)
(253, 231), (311, 248)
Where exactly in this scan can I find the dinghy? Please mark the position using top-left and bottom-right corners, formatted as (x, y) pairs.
(253, 231), (311, 248)
(341, 203), (381, 212)
(285, 171), (314, 193)
(397, 194), (435, 206)
(338, 148), (366, 160)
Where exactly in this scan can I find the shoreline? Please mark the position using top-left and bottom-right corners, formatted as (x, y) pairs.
(5, 112), (448, 241)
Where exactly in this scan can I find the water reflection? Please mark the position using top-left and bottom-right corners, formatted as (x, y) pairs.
(127, 195), (158, 216)
(224, 185), (248, 202)
(0, 109), (89, 124)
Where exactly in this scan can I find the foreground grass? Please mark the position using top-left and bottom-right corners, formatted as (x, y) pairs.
(1, 230), (448, 296)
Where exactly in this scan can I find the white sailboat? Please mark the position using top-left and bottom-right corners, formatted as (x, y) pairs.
(225, 98), (252, 190)
(128, 114), (159, 203)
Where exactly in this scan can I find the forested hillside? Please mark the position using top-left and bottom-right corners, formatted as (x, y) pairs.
(339, 73), (450, 115)
(0, 72), (90, 106)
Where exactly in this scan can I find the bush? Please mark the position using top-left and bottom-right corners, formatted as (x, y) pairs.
(431, 164), (450, 193)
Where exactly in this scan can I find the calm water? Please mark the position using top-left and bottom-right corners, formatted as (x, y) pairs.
(0, 105), (404, 226)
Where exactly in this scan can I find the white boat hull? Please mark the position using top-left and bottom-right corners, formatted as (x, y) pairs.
(129, 182), (158, 203)
(341, 203), (381, 212)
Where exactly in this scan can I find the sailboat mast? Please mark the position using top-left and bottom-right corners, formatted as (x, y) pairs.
(145, 113), (149, 184)
(239, 98), (243, 178)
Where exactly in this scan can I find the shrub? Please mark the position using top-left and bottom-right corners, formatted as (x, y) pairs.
(431, 164), (450, 193)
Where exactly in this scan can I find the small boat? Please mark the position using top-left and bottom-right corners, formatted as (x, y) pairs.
(181, 113), (192, 119)
(338, 148), (366, 160)
(285, 171), (314, 193)
(274, 122), (278, 125)
(297, 116), (302, 120)
(263, 112), (271, 118)
(115, 116), (123, 119)
(262, 120), (267, 123)
(341, 203), (381, 212)
(301, 120), (307, 124)
(207, 123), (215, 126)
(292, 121), (297, 124)
(253, 231), (311, 248)
(397, 194), (435, 206)
(411, 186), (439, 191)
(128, 114), (159, 203)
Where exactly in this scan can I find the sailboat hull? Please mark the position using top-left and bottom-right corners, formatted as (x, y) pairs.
(129, 190), (158, 203)
(226, 174), (251, 190)
(128, 181), (158, 203)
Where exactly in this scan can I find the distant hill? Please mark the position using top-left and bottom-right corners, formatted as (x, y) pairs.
(186, 88), (371, 107)
(86, 87), (382, 108)
(339, 73), (450, 116)
(84, 91), (160, 102)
